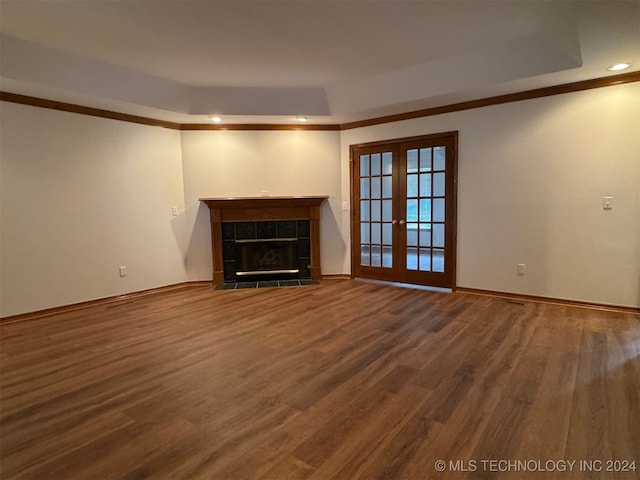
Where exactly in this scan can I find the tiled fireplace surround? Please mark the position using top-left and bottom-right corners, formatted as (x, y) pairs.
(200, 197), (328, 285)
(221, 220), (311, 282)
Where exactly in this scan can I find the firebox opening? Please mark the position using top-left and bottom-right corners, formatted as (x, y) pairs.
(235, 238), (298, 278)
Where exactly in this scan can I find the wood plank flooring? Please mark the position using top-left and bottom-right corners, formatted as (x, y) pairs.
(1, 280), (639, 479)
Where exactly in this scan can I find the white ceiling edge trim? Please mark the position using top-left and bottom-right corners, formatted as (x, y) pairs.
(0, 34), (332, 117)
(0, 27), (583, 120)
(0, 34), (191, 113)
(326, 32), (583, 115)
(188, 86), (330, 116)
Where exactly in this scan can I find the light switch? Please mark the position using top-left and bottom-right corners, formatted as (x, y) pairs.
(603, 196), (613, 211)
(342, 202), (349, 211)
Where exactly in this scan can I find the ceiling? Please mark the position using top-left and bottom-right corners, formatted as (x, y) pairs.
(1, 1), (638, 125)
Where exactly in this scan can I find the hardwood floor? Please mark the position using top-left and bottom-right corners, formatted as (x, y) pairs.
(1, 280), (638, 479)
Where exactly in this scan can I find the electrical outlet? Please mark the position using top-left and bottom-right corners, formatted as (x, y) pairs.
(171, 206), (179, 216)
(342, 202), (349, 211)
(517, 263), (526, 276)
(119, 266), (127, 277)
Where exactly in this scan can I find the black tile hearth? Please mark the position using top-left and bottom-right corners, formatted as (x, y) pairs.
(276, 221), (297, 238)
(221, 222), (235, 241)
(223, 261), (236, 282)
(222, 240), (235, 259)
(297, 220), (310, 238)
(235, 222), (257, 240)
(214, 279), (318, 290)
(297, 238), (311, 258)
(298, 259), (311, 278)
(257, 222), (277, 239)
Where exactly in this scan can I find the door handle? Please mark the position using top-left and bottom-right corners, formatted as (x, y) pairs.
(399, 220), (406, 225)
(392, 219), (398, 225)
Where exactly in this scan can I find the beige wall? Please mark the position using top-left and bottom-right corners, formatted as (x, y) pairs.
(341, 82), (640, 307)
(0, 102), (188, 317)
(1, 82), (638, 316)
(179, 130), (344, 280)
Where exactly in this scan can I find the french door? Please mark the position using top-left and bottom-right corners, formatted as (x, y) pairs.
(351, 132), (457, 288)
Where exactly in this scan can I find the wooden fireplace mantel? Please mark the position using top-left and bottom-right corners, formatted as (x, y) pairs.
(200, 196), (328, 284)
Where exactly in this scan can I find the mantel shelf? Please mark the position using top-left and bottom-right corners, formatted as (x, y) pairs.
(199, 196), (328, 210)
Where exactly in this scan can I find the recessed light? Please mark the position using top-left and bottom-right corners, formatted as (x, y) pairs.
(607, 63), (631, 71)
(295, 116), (309, 123)
(209, 116), (222, 123)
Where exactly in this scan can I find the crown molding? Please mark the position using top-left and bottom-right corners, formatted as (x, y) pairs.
(0, 91), (181, 129)
(339, 70), (640, 130)
(2, 71), (638, 131)
(180, 123), (340, 131)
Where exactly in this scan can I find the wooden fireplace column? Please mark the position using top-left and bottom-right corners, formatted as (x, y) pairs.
(200, 196), (328, 285)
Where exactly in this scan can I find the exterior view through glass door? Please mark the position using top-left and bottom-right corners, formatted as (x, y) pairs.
(351, 132), (457, 288)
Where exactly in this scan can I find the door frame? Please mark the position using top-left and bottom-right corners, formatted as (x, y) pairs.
(349, 131), (458, 289)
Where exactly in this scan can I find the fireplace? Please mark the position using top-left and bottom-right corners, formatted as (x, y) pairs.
(200, 196), (328, 285)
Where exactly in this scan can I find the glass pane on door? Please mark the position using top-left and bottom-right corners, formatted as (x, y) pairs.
(431, 148), (446, 273)
(406, 147), (446, 272)
(359, 152), (394, 269)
